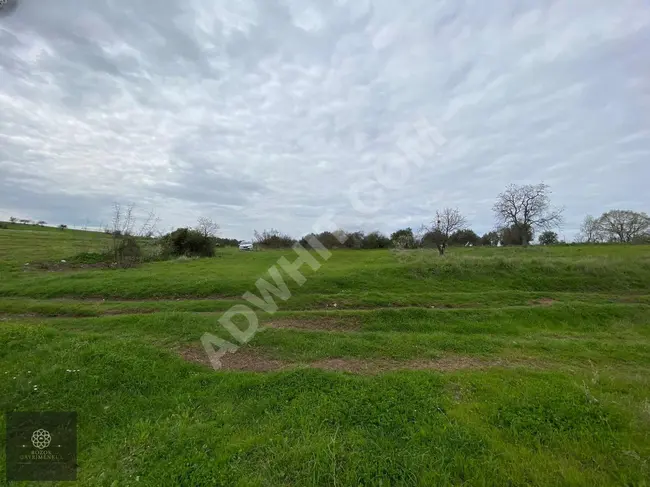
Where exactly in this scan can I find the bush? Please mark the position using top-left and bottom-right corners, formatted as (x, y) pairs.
(500, 224), (533, 246)
(114, 236), (143, 267)
(299, 230), (359, 249)
(215, 237), (239, 247)
(254, 229), (295, 249)
(391, 228), (417, 249)
(362, 231), (392, 249)
(161, 228), (215, 257)
(539, 231), (559, 246)
(0, 223), (8, 230)
(449, 229), (480, 246)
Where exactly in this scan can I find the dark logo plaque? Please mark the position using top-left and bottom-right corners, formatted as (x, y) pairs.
(5, 412), (77, 482)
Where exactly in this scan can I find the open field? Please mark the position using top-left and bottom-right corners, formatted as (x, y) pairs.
(1, 225), (650, 485)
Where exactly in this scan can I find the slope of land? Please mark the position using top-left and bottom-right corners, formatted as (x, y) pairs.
(1, 225), (649, 485)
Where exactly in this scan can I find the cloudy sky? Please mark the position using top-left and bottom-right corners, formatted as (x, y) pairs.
(1, 0), (649, 240)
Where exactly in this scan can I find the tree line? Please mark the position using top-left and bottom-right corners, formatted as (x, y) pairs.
(253, 183), (650, 254)
(4, 184), (649, 260)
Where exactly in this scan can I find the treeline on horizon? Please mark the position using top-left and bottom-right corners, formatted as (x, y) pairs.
(3, 183), (650, 259)
(253, 182), (650, 254)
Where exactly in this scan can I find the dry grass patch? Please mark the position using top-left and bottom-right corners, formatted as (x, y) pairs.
(178, 347), (546, 374)
(263, 317), (360, 332)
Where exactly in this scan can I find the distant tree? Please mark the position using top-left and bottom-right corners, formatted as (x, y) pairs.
(196, 217), (220, 238)
(9, 216), (17, 224)
(161, 228), (215, 257)
(449, 229), (480, 247)
(107, 203), (158, 265)
(428, 208), (467, 255)
(632, 233), (650, 244)
(299, 230), (360, 249)
(577, 215), (605, 243)
(343, 231), (364, 249)
(391, 228), (417, 249)
(493, 183), (564, 245)
(215, 237), (239, 247)
(594, 210), (650, 243)
(480, 231), (500, 246)
(58, 224), (68, 231)
(301, 231), (339, 249)
(37, 220), (47, 226)
(137, 209), (160, 238)
(420, 230), (438, 249)
(111, 203), (136, 237)
(499, 224), (533, 246)
(362, 231), (392, 249)
(538, 230), (559, 245)
(332, 230), (350, 246)
(254, 229), (295, 249)
(19, 219), (31, 225)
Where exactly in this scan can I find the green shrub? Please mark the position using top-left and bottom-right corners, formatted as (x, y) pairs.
(161, 228), (215, 257)
(114, 236), (143, 267)
(362, 231), (392, 249)
(253, 229), (295, 249)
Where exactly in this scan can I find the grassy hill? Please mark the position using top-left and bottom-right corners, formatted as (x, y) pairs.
(0, 222), (111, 270)
(1, 226), (649, 485)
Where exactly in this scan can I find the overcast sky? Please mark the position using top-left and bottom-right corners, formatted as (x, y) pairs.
(1, 0), (649, 240)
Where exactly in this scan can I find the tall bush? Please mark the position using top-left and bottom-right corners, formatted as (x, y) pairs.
(161, 228), (216, 257)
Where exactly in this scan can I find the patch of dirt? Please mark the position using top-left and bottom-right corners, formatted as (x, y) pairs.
(310, 357), (504, 374)
(178, 346), (290, 372)
(53, 295), (236, 302)
(100, 309), (158, 315)
(179, 346), (213, 367)
(177, 346), (223, 368)
(219, 351), (289, 372)
(431, 303), (484, 309)
(264, 317), (360, 332)
(24, 262), (122, 272)
(177, 347), (541, 374)
(530, 298), (558, 306)
(0, 313), (41, 321)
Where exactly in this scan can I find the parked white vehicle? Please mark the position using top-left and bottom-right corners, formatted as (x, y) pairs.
(238, 241), (253, 251)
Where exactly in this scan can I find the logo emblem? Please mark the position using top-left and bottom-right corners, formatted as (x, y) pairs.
(31, 429), (52, 450)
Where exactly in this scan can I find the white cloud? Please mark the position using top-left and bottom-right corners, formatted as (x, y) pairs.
(1, 0), (649, 239)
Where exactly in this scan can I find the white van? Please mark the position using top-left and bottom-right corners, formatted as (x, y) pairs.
(238, 241), (253, 251)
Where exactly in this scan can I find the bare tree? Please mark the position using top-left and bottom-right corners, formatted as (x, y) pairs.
(138, 210), (161, 238)
(107, 203), (159, 266)
(576, 215), (604, 243)
(596, 210), (650, 243)
(492, 183), (564, 245)
(9, 216), (17, 224)
(196, 217), (220, 238)
(111, 203), (136, 237)
(429, 208), (467, 255)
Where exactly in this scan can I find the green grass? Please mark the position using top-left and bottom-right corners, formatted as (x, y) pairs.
(1, 226), (649, 485)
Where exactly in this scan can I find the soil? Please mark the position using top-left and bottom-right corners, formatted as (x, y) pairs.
(263, 317), (360, 332)
(530, 298), (558, 306)
(178, 346), (539, 375)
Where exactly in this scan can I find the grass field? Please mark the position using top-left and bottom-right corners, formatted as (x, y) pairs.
(1, 225), (650, 485)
